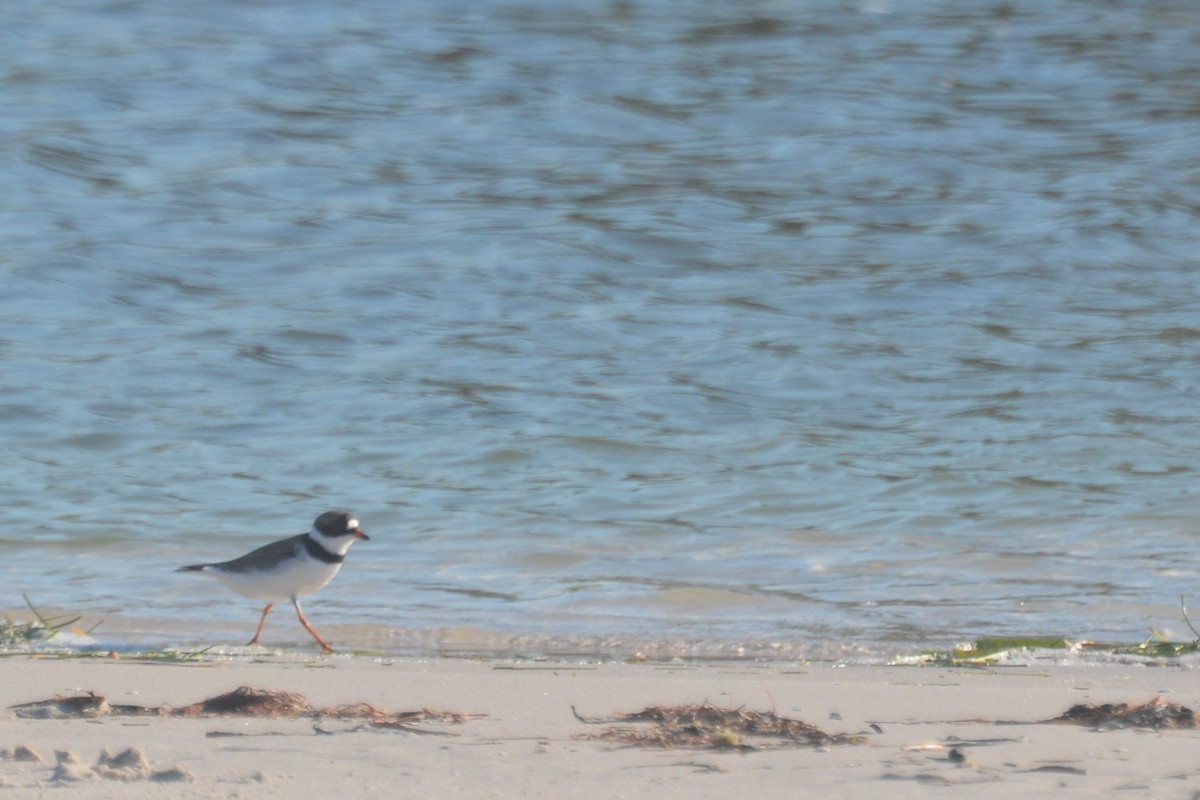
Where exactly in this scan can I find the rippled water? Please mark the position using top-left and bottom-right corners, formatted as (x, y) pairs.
(2, 0), (1200, 659)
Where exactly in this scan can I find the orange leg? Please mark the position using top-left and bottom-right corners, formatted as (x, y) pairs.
(292, 598), (333, 654)
(247, 603), (273, 646)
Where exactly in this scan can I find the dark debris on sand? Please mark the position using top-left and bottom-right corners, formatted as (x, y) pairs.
(10, 686), (479, 731)
(1047, 695), (1197, 731)
(573, 702), (868, 752)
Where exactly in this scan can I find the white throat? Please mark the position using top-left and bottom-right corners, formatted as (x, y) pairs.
(308, 526), (359, 557)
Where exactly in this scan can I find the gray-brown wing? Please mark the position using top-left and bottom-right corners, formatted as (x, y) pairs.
(207, 534), (307, 574)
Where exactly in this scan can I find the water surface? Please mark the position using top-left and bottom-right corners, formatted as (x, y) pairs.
(2, 0), (1200, 659)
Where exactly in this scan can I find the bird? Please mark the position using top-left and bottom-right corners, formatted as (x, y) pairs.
(176, 510), (369, 653)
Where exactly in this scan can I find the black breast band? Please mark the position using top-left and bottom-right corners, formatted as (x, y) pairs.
(304, 535), (345, 565)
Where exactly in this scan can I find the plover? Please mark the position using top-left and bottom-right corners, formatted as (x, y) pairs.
(176, 510), (369, 653)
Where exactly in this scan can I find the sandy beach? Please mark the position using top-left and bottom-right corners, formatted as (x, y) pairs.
(2, 654), (1199, 797)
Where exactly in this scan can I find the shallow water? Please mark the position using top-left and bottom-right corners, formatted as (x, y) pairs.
(3, 0), (1200, 659)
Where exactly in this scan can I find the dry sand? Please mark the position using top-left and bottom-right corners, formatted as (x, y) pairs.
(2, 654), (1199, 797)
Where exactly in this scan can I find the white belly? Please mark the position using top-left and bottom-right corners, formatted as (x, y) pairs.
(206, 556), (342, 603)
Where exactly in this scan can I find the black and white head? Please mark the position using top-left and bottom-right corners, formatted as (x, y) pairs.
(310, 510), (370, 556)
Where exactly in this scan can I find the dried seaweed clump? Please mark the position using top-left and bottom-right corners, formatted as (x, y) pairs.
(10, 687), (478, 729)
(575, 702), (867, 752)
(8, 692), (110, 720)
(175, 687), (314, 717)
(1048, 696), (1196, 731)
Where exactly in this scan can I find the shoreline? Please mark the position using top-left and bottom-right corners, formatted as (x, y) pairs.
(14, 606), (1195, 668)
(3, 655), (1200, 795)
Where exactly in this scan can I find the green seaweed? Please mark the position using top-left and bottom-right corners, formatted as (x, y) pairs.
(0, 594), (95, 644)
(907, 597), (1200, 665)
